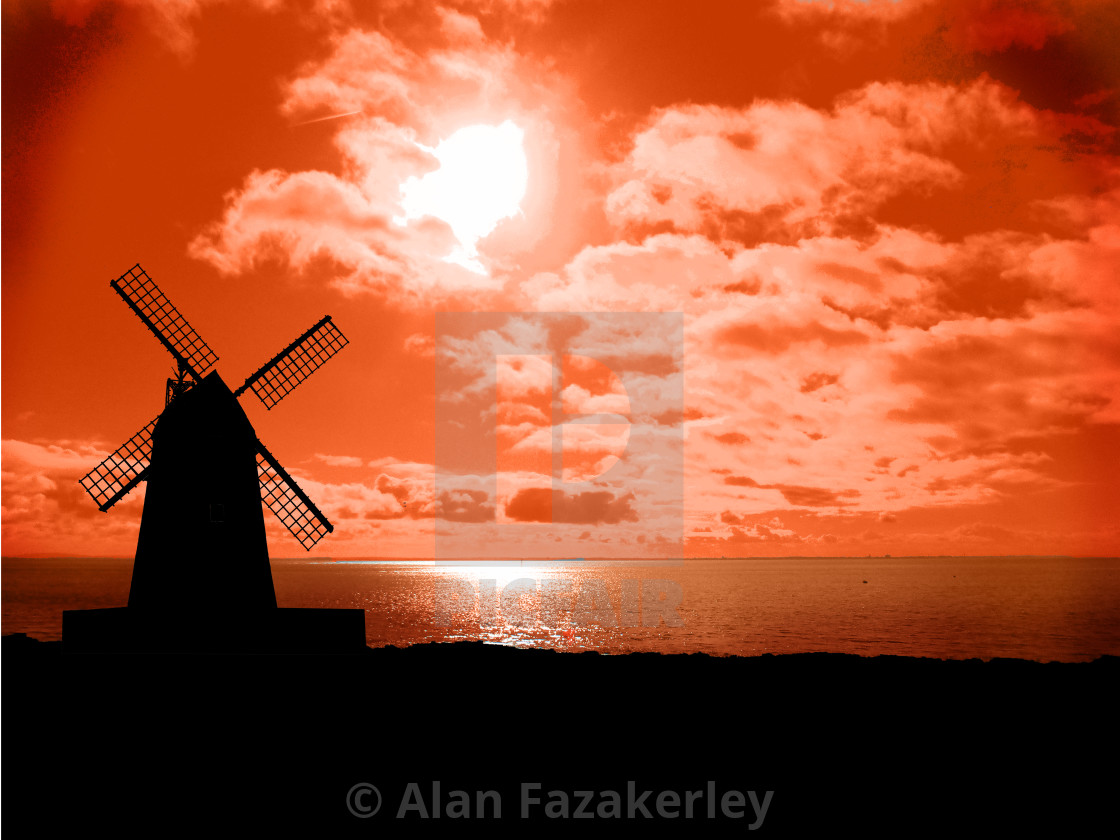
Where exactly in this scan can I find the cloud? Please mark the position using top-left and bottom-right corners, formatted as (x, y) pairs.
(603, 77), (1112, 247)
(711, 431), (750, 445)
(604, 92), (952, 242)
(190, 10), (580, 305)
(0, 440), (460, 556)
(524, 93), (1118, 534)
(2, 439), (145, 555)
(403, 332), (435, 358)
(313, 453), (364, 467)
(950, 521), (1019, 541)
(521, 233), (737, 310)
(801, 372), (840, 393)
(772, 0), (1076, 55)
(17, 0), (1120, 560)
(771, 0), (934, 23)
(533, 217), (1116, 526)
(290, 459), (507, 528)
(769, 0), (937, 53)
(453, 0), (558, 22)
(520, 94), (1116, 538)
(436, 488), (495, 522)
(189, 131), (480, 305)
(724, 475), (861, 507)
(887, 317), (1120, 452)
(688, 505), (1120, 556)
(719, 319), (871, 354)
(724, 475), (761, 488)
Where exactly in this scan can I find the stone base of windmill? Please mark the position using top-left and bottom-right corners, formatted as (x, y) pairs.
(61, 606), (367, 654)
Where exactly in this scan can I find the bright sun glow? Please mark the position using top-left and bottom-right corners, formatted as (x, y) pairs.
(396, 120), (528, 274)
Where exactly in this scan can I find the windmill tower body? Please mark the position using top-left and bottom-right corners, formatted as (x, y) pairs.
(66, 264), (363, 653)
(130, 373), (276, 613)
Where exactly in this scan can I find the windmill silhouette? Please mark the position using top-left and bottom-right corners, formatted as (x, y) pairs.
(64, 264), (365, 653)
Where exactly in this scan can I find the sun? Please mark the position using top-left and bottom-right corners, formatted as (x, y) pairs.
(396, 120), (528, 274)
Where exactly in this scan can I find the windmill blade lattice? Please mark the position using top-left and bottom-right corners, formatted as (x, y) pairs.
(256, 440), (334, 550)
(111, 264), (218, 380)
(79, 416), (159, 511)
(236, 316), (348, 409)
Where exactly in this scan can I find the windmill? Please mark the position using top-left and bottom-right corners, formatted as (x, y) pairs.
(64, 264), (364, 652)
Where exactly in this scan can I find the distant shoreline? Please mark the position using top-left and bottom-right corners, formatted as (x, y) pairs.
(6, 632), (1117, 667)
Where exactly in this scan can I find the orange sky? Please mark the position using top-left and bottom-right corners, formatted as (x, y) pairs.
(3, 0), (1119, 558)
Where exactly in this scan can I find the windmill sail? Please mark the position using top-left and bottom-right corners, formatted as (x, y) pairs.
(110, 264), (219, 380)
(235, 316), (348, 409)
(87, 265), (345, 548)
(255, 440), (333, 550)
(79, 416), (159, 511)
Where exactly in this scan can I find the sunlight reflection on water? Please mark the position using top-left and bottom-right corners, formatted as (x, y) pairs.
(4, 556), (1118, 661)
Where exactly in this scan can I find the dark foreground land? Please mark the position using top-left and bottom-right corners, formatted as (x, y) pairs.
(4, 634), (1115, 835)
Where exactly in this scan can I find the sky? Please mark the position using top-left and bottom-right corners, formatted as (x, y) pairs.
(3, 0), (1119, 558)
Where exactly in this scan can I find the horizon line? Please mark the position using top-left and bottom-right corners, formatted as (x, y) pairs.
(3, 553), (1112, 561)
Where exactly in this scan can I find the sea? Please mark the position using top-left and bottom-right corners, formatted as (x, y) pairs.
(3, 556), (1118, 662)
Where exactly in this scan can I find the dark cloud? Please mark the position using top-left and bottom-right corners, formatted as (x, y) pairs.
(800, 372), (840, 393)
(718, 321), (870, 353)
(887, 329), (1108, 452)
(724, 474), (860, 506)
(773, 484), (860, 506)
(724, 475), (760, 487)
(711, 431), (750, 445)
(504, 488), (639, 524)
(437, 489), (494, 523)
(723, 276), (762, 295)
